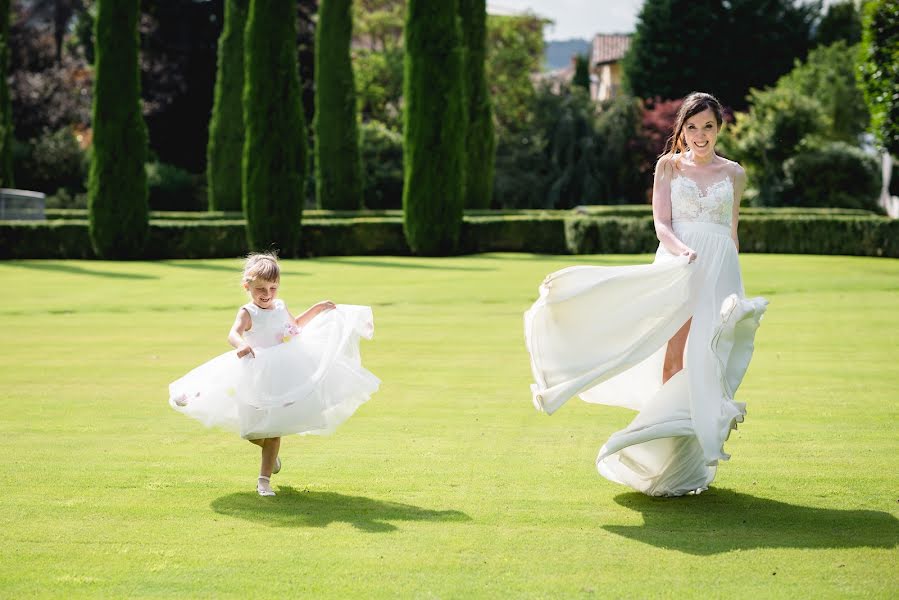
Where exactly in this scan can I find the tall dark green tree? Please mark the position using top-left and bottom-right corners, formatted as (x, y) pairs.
(0, 0), (12, 187)
(815, 0), (862, 46)
(207, 0), (248, 211)
(402, 0), (466, 255)
(624, 0), (817, 108)
(459, 0), (495, 209)
(242, 0), (306, 255)
(858, 0), (899, 155)
(315, 0), (362, 210)
(88, 0), (149, 259)
(572, 54), (591, 90)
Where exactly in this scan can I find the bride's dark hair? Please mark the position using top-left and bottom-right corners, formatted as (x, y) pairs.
(660, 92), (724, 163)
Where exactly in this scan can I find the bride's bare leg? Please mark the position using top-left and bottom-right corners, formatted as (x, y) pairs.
(663, 318), (692, 383)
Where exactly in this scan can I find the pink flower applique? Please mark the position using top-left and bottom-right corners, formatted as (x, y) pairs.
(279, 323), (302, 344)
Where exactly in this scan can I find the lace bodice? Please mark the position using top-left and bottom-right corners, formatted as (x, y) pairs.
(242, 299), (297, 349)
(670, 175), (734, 227)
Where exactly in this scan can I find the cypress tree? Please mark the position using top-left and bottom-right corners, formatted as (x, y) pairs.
(88, 0), (149, 259)
(0, 0), (12, 187)
(243, 0), (306, 255)
(459, 0), (495, 209)
(207, 0), (248, 211)
(403, 0), (466, 255)
(572, 54), (591, 90)
(315, 0), (362, 210)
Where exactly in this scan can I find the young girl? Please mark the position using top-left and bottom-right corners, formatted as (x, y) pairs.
(525, 92), (768, 497)
(170, 252), (380, 496)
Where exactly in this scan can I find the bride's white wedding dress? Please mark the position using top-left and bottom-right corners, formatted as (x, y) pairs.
(525, 168), (767, 497)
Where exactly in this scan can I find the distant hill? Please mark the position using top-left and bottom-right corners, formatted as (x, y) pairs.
(544, 38), (591, 71)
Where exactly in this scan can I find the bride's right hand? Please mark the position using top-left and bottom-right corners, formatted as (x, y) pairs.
(236, 344), (255, 358)
(681, 248), (698, 263)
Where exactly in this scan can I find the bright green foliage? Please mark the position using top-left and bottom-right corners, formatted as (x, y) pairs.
(1, 255), (898, 596)
(572, 54), (590, 91)
(858, 0), (899, 154)
(87, 0), (149, 259)
(315, 0), (363, 210)
(0, 0), (13, 187)
(776, 41), (869, 143)
(402, 0), (466, 255)
(815, 0), (862, 46)
(459, 0), (495, 209)
(719, 87), (827, 205)
(353, 0), (405, 131)
(242, 0), (306, 255)
(624, 0), (817, 108)
(206, 0), (248, 212)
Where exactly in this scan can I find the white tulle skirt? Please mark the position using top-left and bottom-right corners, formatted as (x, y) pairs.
(169, 305), (380, 439)
(525, 222), (767, 496)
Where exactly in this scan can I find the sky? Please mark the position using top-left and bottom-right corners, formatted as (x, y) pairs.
(486, 0), (647, 40)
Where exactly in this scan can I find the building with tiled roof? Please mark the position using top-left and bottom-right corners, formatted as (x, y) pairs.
(590, 33), (631, 102)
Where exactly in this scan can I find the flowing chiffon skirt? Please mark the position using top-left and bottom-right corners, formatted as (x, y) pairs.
(169, 305), (380, 439)
(525, 222), (767, 496)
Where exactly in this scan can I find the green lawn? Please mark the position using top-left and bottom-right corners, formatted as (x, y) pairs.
(0, 253), (896, 598)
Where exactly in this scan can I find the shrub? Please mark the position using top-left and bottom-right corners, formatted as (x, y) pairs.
(146, 161), (204, 211)
(14, 127), (88, 195)
(359, 120), (403, 209)
(782, 141), (881, 211)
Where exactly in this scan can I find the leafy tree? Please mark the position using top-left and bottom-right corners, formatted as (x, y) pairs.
(0, 0), (13, 186)
(87, 0), (148, 258)
(857, 0), (899, 154)
(624, 0), (818, 109)
(353, 0), (405, 130)
(540, 87), (601, 208)
(206, 0), (247, 212)
(243, 0), (306, 255)
(486, 12), (544, 136)
(815, 0), (862, 46)
(402, 0), (465, 255)
(315, 0), (362, 210)
(719, 86), (827, 205)
(572, 53), (590, 91)
(594, 95), (645, 203)
(777, 40), (869, 142)
(459, 0), (494, 209)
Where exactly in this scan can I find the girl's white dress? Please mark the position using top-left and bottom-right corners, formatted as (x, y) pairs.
(525, 171), (767, 497)
(169, 301), (380, 439)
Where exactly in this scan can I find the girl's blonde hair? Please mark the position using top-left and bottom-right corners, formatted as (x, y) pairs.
(242, 252), (280, 284)
(660, 92), (725, 163)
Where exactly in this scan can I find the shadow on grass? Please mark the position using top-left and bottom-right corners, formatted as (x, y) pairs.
(312, 257), (494, 271)
(210, 486), (471, 533)
(605, 488), (899, 555)
(5, 261), (158, 279)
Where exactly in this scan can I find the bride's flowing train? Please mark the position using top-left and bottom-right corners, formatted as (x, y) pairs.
(525, 184), (767, 496)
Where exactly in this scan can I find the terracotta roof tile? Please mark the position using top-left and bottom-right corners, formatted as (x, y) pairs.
(591, 34), (632, 65)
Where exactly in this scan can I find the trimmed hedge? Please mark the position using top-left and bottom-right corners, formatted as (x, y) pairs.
(4, 214), (896, 259)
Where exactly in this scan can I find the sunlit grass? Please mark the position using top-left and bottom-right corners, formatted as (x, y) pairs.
(0, 254), (896, 598)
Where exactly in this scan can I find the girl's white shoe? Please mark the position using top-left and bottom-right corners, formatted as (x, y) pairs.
(273, 457), (282, 475)
(257, 476), (275, 496)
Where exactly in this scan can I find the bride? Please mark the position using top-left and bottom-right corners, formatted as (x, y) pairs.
(525, 92), (768, 497)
